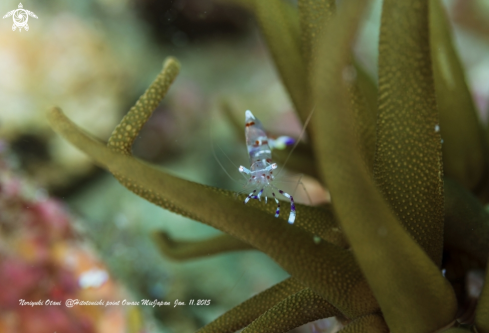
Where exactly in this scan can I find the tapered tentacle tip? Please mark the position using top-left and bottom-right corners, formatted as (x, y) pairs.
(48, 106), (63, 120)
(163, 56), (181, 70)
(150, 230), (174, 248)
(50, 106), (62, 114)
(47, 107), (70, 131)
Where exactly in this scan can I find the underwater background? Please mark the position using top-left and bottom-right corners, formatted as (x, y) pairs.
(0, 0), (489, 332)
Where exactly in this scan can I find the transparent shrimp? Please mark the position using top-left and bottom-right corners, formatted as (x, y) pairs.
(239, 110), (298, 224)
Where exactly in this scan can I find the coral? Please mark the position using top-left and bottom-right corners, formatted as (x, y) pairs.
(0, 12), (130, 189)
(0, 145), (139, 333)
(47, 0), (489, 332)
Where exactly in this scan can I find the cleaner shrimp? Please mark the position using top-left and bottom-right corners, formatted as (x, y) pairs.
(238, 110), (309, 224)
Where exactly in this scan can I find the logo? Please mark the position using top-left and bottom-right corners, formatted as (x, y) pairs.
(3, 3), (38, 32)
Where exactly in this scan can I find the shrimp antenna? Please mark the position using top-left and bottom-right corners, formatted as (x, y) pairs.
(209, 123), (244, 184)
(211, 141), (241, 183)
(216, 142), (248, 181)
(276, 105), (317, 178)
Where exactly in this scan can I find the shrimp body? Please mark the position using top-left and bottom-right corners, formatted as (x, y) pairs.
(239, 110), (296, 224)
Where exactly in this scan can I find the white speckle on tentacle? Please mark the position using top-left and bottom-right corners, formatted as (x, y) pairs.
(434, 124), (440, 133)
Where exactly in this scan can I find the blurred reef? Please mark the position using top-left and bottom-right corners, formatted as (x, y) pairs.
(47, 0), (489, 331)
(0, 143), (150, 332)
(2, 0), (489, 332)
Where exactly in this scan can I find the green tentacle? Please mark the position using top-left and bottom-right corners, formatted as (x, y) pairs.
(443, 178), (489, 266)
(430, 0), (489, 200)
(297, 0), (336, 77)
(152, 232), (254, 261)
(339, 314), (388, 333)
(476, 258), (489, 332)
(252, 0), (308, 120)
(48, 108), (376, 318)
(241, 288), (342, 333)
(108, 57), (180, 155)
(375, 0), (444, 265)
(310, 0), (457, 331)
(196, 277), (304, 333)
